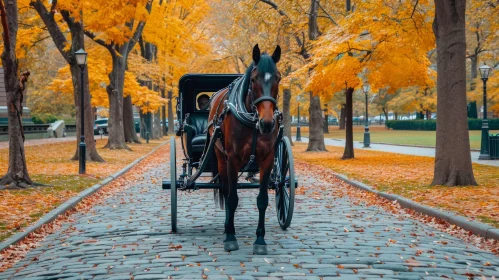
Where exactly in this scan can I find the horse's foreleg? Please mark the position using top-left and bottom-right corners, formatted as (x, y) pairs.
(224, 157), (240, 251)
(254, 166), (272, 255)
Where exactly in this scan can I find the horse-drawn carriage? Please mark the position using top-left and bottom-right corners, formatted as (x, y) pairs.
(162, 45), (296, 254)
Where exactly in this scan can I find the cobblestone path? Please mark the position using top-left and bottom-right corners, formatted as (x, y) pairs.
(1, 146), (498, 280)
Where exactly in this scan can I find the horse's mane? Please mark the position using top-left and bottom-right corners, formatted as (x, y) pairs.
(242, 53), (277, 98)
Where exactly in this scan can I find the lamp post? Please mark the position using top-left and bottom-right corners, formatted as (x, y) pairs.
(323, 103), (329, 133)
(296, 95), (302, 142)
(75, 49), (88, 174)
(362, 84), (371, 148)
(478, 63), (491, 160)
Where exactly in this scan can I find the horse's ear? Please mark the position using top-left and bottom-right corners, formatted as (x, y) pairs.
(272, 45), (281, 64)
(252, 44), (261, 65)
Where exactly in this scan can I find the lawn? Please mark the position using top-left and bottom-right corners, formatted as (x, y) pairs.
(0, 138), (166, 241)
(293, 143), (499, 228)
(292, 125), (499, 149)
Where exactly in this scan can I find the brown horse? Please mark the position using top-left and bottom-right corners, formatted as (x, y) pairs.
(207, 44), (281, 255)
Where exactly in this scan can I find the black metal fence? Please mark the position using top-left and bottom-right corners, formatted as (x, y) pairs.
(490, 134), (499, 159)
(0, 123), (78, 141)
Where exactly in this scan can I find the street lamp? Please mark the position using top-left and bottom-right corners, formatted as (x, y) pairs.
(478, 63), (491, 160)
(323, 103), (329, 133)
(75, 49), (88, 174)
(362, 84), (371, 148)
(296, 95), (302, 142)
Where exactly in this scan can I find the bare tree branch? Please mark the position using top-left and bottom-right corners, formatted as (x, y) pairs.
(316, 0), (338, 26)
(30, 0), (70, 61)
(0, 0), (11, 51)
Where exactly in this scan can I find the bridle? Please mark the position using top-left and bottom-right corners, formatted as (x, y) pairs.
(247, 66), (279, 114)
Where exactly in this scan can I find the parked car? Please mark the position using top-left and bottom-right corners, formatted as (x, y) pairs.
(93, 118), (108, 135)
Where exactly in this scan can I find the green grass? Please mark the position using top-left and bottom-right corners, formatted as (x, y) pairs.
(30, 174), (101, 193)
(293, 125), (498, 149)
(477, 216), (499, 228)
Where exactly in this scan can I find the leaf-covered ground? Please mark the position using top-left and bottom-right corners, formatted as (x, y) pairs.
(0, 138), (165, 242)
(293, 143), (499, 228)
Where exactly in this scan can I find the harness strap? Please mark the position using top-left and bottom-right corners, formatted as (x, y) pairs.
(241, 124), (258, 172)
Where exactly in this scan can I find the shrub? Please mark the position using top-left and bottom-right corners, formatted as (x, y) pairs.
(31, 113), (59, 124)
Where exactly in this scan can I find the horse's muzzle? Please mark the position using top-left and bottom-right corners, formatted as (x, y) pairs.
(258, 118), (275, 134)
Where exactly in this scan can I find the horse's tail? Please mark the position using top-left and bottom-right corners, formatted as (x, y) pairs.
(207, 130), (224, 210)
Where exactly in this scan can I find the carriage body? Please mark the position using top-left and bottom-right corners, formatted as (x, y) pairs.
(163, 73), (296, 233)
(178, 74), (241, 170)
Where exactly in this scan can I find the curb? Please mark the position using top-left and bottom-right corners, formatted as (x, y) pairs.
(335, 174), (499, 241)
(0, 140), (169, 252)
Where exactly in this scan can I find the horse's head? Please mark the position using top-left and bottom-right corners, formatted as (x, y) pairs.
(250, 44), (281, 135)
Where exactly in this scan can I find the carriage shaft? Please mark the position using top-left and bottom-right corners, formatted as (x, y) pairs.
(162, 181), (261, 190)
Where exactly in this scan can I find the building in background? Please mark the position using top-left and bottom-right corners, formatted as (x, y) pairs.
(0, 68), (32, 124)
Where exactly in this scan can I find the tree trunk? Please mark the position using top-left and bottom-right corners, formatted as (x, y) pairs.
(394, 112), (398, 120)
(69, 64), (104, 162)
(469, 55), (477, 91)
(168, 90), (174, 134)
(105, 52), (130, 150)
(123, 95), (141, 143)
(162, 88), (167, 136)
(306, 93), (327, 151)
(0, 0), (32, 188)
(342, 88), (354, 159)
(339, 104), (346, 129)
(305, 0), (325, 151)
(431, 0), (476, 186)
(382, 107), (389, 127)
(283, 88), (293, 145)
(140, 110), (147, 139)
(152, 111), (161, 139)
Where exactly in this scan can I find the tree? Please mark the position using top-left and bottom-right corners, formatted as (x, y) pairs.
(0, 0), (33, 188)
(306, 0), (327, 152)
(431, 0), (476, 186)
(30, 0), (103, 162)
(84, 0), (153, 150)
(256, 0), (327, 151)
(301, 0), (435, 159)
(466, 0), (499, 90)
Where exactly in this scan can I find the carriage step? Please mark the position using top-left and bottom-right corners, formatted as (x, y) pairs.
(162, 180), (298, 190)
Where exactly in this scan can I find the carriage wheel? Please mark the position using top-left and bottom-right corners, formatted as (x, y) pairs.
(170, 136), (177, 233)
(273, 136), (295, 230)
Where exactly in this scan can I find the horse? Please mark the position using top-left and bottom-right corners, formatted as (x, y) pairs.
(207, 44), (281, 255)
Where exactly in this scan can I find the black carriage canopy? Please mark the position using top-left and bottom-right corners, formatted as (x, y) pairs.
(177, 74), (243, 121)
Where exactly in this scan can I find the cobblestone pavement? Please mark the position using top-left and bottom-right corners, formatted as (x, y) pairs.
(1, 148), (498, 279)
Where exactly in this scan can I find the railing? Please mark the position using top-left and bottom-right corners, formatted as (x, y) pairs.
(0, 124), (50, 136)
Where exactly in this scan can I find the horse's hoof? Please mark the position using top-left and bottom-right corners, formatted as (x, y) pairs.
(253, 244), (268, 255)
(224, 241), (239, 251)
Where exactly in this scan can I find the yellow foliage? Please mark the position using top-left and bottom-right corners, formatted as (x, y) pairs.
(303, 0), (436, 98)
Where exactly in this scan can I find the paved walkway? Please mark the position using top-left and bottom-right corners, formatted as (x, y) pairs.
(1, 145), (498, 279)
(300, 137), (499, 167)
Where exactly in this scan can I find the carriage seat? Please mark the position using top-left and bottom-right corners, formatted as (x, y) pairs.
(184, 113), (208, 154)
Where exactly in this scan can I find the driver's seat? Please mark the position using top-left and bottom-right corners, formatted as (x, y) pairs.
(183, 113), (208, 156)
